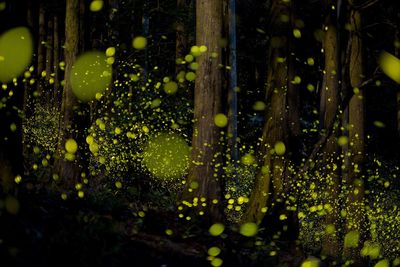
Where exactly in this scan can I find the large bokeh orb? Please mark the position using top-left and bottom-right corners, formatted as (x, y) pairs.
(142, 133), (190, 181)
(0, 27), (33, 83)
(70, 51), (112, 102)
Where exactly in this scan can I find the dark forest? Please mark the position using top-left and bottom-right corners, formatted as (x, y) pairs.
(0, 0), (400, 266)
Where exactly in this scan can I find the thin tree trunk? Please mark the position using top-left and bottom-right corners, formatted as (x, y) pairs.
(45, 17), (54, 96)
(37, 2), (46, 96)
(181, 0), (224, 222)
(22, 0), (35, 176)
(343, 7), (365, 264)
(53, 15), (60, 102)
(176, 0), (188, 70)
(54, 0), (80, 190)
(227, 0), (239, 184)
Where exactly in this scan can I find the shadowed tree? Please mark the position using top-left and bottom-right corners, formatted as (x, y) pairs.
(243, 0), (298, 225)
(343, 3), (366, 263)
(319, 0), (342, 258)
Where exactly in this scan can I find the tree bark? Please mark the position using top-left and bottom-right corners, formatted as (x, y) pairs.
(54, 0), (81, 190)
(45, 17), (54, 95)
(343, 7), (365, 264)
(37, 2), (46, 96)
(242, 0), (293, 224)
(53, 15), (60, 102)
(181, 0), (224, 222)
(320, 0), (341, 258)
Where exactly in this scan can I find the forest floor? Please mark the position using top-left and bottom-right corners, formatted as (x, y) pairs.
(0, 186), (308, 267)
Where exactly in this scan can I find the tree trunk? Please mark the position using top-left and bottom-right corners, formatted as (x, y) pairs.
(242, 0), (293, 224)
(54, 0), (80, 190)
(37, 2), (46, 96)
(181, 0), (224, 221)
(343, 7), (365, 264)
(320, 2), (341, 258)
(227, 0), (239, 185)
(176, 0), (188, 70)
(53, 15), (60, 102)
(45, 17), (54, 96)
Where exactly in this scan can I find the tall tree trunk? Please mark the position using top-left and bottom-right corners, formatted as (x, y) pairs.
(37, 2), (46, 96)
(320, 0), (341, 258)
(176, 0), (188, 70)
(54, 0), (80, 190)
(227, 0), (239, 184)
(181, 0), (224, 221)
(242, 0), (293, 224)
(45, 17), (54, 96)
(53, 15), (60, 102)
(22, 0), (35, 176)
(343, 7), (365, 264)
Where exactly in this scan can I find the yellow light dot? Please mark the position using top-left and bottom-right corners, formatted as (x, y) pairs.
(65, 138), (78, 154)
(165, 229), (173, 235)
(337, 136), (348, 146)
(301, 258), (320, 267)
(184, 54), (194, 62)
(138, 211), (145, 217)
(292, 76), (301, 84)
(379, 51), (400, 83)
(185, 72), (196, 81)
(307, 58), (315, 66)
(78, 191), (84, 198)
(199, 45), (208, 53)
(70, 51), (112, 102)
(374, 260), (389, 267)
(115, 181), (122, 189)
(210, 257), (223, 267)
(344, 231), (359, 248)
(106, 47), (116, 57)
(10, 123), (17, 132)
(252, 101), (266, 111)
(132, 36), (147, 50)
(241, 153), (255, 165)
(239, 222), (258, 237)
(164, 81), (178, 94)
(214, 113), (228, 128)
(89, 142), (99, 154)
(293, 29), (302, 38)
(208, 246), (221, 257)
(61, 193), (67, 200)
(274, 141), (286, 155)
(86, 135), (94, 145)
(106, 57), (115, 65)
(90, 0), (103, 12)
(190, 46), (201, 57)
(14, 175), (22, 184)
(209, 223), (225, 236)
(0, 27), (33, 83)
